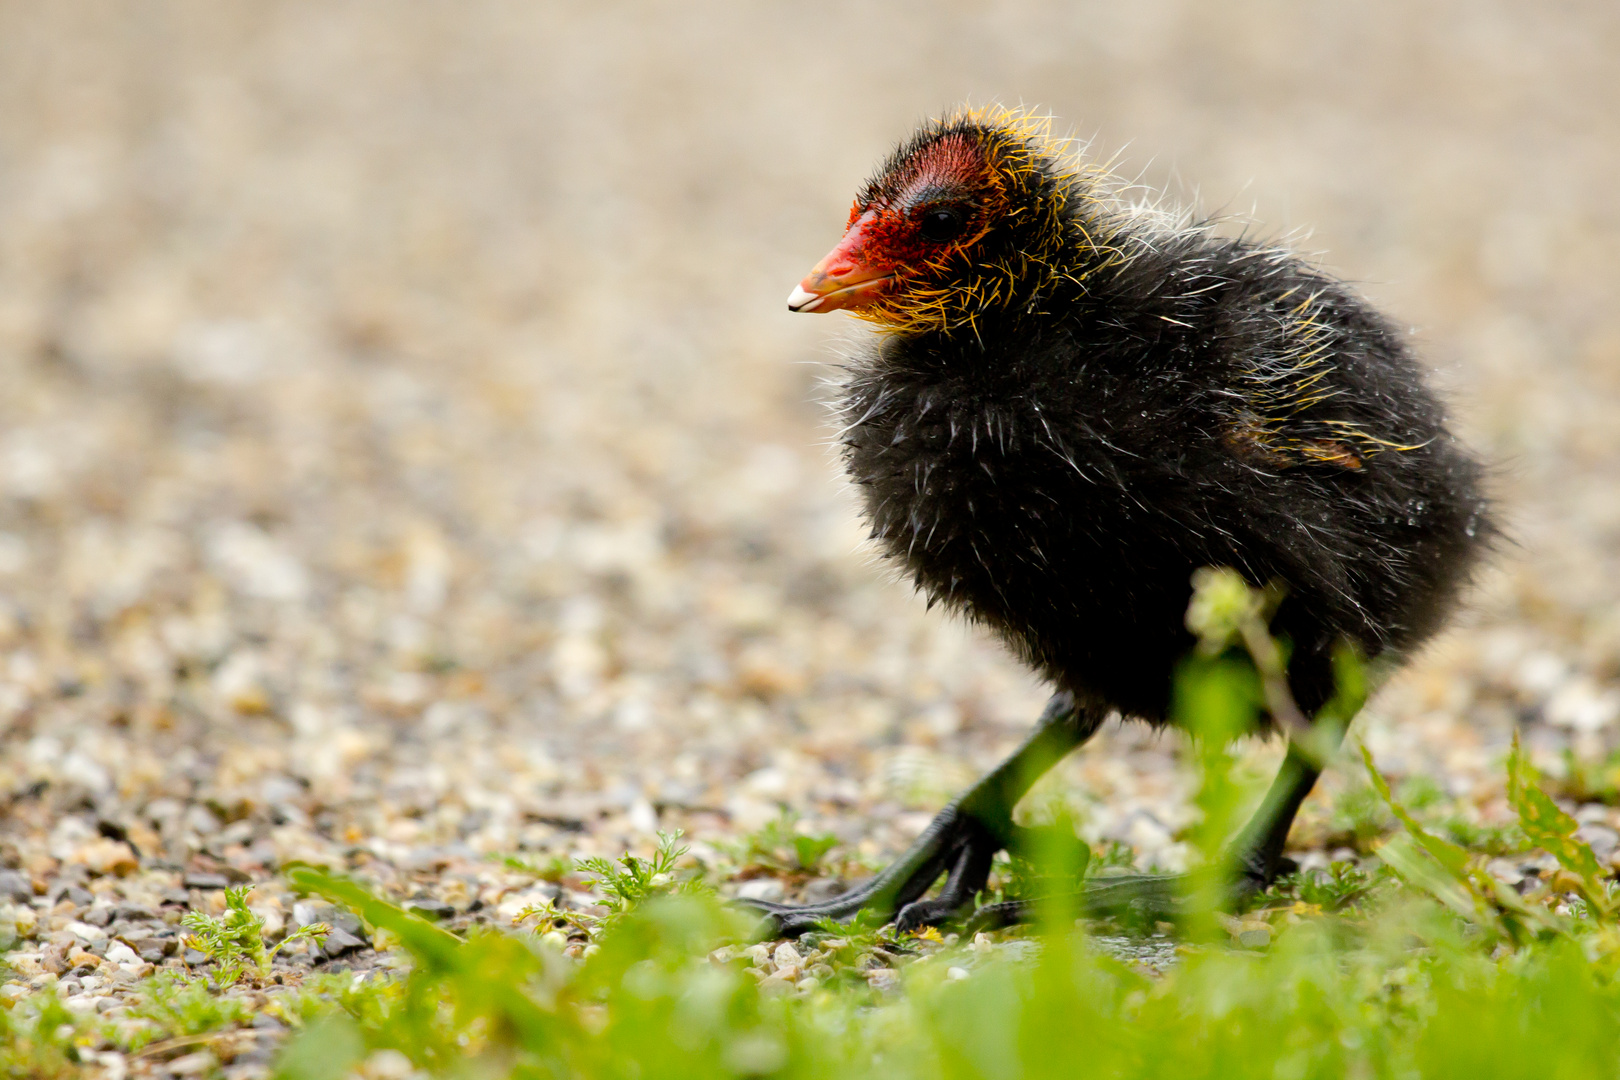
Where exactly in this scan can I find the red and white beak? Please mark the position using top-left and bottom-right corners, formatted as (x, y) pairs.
(787, 210), (893, 313)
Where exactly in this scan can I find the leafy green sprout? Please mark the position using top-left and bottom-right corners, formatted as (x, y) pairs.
(993, 834), (1134, 911)
(513, 897), (602, 947)
(516, 830), (709, 938)
(1184, 566), (1368, 766)
(731, 810), (841, 876)
(1084, 839), (1140, 875)
(501, 851), (574, 883)
(1185, 568), (1309, 737)
(1395, 774), (1447, 813)
(1264, 861), (1384, 913)
(1326, 774), (1523, 856)
(575, 830), (705, 913)
(125, 971), (257, 1048)
(180, 886), (329, 987)
(1330, 781), (1395, 850)
(1554, 745), (1620, 805)
(805, 907), (908, 952)
(1434, 815), (1525, 856)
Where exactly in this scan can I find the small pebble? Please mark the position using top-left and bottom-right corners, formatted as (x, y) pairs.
(183, 872), (231, 891)
(758, 973), (796, 995)
(0, 871), (33, 903)
(166, 1050), (218, 1076)
(1577, 824), (1619, 859)
(54, 886), (94, 908)
(322, 927), (368, 957)
(1236, 927), (1272, 949)
(74, 838), (139, 876)
(735, 879), (785, 904)
(360, 1049), (416, 1080)
(65, 921), (107, 943)
(104, 941), (140, 966)
(406, 898), (456, 920)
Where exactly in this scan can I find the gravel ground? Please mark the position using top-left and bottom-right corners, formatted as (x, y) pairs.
(1, 3), (1618, 1075)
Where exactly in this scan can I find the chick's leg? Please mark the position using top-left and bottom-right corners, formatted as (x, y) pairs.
(740, 692), (1104, 938)
(965, 740), (1328, 932)
(1227, 747), (1323, 889)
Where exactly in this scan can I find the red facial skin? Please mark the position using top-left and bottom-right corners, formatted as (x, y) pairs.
(790, 135), (1002, 314)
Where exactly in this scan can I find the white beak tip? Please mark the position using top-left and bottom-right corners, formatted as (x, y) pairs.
(787, 284), (823, 312)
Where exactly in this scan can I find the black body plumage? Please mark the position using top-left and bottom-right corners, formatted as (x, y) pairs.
(838, 123), (1488, 724)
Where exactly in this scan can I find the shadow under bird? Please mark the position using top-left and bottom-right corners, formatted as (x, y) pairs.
(752, 107), (1489, 936)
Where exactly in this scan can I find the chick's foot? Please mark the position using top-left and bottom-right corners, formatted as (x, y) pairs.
(738, 692), (1104, 938)
(961, 853), (1302, 934)
(738, 803), (1001, 938)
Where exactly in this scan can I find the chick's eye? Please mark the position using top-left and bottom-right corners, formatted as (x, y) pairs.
(917, 206), (967, 244)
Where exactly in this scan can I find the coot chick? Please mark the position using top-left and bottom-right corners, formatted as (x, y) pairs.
(756, 107), (1488, 936)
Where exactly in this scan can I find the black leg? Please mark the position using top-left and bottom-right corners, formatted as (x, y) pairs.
(966, 739), (1331, 933)
(892, 820), (998, 932)
(739, 691), (1105, 937)
(1228, 747), (1322, 889)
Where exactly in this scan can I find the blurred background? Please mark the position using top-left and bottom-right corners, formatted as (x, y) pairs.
(1, 2), (1618, 888)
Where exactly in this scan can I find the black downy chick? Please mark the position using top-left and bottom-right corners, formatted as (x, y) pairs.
(754, 107), (1488, 936)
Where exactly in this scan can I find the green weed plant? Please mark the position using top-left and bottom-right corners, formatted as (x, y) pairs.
(181, 886), (330, 987)
(729, 811), (841, 878)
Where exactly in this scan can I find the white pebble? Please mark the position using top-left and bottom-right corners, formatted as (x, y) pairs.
(735, 879), (785, 903)
(1235, 927), (1272, 949)
(866, 968), (899, 991)
(759, 973), (795, 994)
(103, 942), (139, 966)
